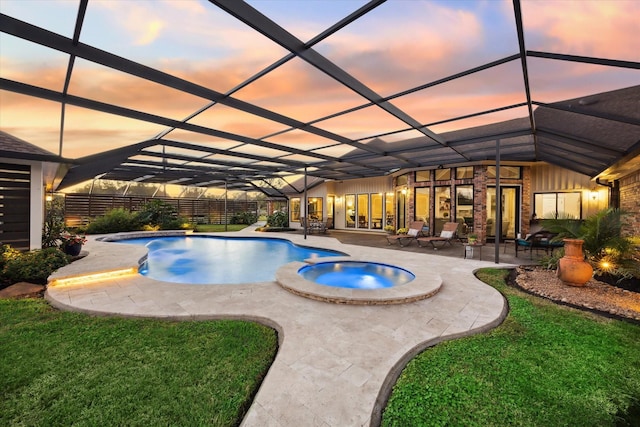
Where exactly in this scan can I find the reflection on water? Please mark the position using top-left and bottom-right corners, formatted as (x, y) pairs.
(299, 262), (414, 289)
(118, 236), (344, 284)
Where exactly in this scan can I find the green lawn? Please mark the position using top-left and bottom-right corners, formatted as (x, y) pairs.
(3, 269), (639, 426)
(192, 224), (249, 233)
(382, 268), (640, 426)
(0, 300), (277, 427)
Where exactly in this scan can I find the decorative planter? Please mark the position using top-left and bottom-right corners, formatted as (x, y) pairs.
(63, 242), (83, 256)
(557, 238), (593, 286)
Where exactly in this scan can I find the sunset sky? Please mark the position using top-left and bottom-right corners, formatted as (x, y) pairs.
(1, 0), (638, 163)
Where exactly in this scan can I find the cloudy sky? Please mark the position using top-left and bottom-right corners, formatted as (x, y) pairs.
(1, 0), (638, 159)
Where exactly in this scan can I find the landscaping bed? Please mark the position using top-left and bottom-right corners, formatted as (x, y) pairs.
(513, 266), (640, 322)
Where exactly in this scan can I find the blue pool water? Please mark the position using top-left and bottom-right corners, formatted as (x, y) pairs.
(298, 261), (415, 289)
(116, 236), (345, 284)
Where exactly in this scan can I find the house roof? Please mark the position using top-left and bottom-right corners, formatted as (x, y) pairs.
(1, 1), (638, 197)
(0, 130), (60, 162)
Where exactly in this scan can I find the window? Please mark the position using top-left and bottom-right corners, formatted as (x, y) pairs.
(487, 166), (521, 179)
(456, 185), (473, 233)
(345, 194), (355, 228)
(396, 174), (409, 186)
(414, 187), (430, 224)
(357, 194), (369, 228)
(307, 197), (323, 220)
(290, 198), (301, 222)
(435, 168), (451, 180)
(371, 193), (383, 229)
(456, 166), (473, 179)
(385, 192), (394, 227)
(435, 186), (451, 234)
(534, 192), (581, 219)
(416, 170), (431, 182)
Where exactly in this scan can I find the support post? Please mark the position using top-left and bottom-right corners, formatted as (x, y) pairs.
(224, 181), (228, 232)
(304, 166), (308, 239)
(495, 138), (501, 264)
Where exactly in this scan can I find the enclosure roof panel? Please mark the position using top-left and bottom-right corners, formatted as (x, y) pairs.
(0, 0), (638, 190)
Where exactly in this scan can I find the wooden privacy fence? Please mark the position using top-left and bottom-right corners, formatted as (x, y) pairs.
(64, 193), (258, 227)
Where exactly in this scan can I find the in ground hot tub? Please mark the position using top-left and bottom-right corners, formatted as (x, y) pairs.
(276, 258), (441, 305)
(298, 261), (415, 289)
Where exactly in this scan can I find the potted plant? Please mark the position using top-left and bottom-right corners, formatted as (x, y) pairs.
(467, 233), (478, 244)
(384, 225), (395, 234)
(397, 227), (409, 235)
(544, 208), (636, 286)
(59, 231), (87, 256)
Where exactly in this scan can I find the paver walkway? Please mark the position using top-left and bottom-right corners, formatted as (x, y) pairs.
(46, 226), (511, 426)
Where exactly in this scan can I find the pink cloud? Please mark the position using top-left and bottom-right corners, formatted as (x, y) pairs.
(522, 0), (639, 60)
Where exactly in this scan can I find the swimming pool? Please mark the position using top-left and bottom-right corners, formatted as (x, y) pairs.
(116, 236), (346, 284)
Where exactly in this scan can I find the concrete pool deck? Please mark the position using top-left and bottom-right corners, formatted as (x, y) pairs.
(46, 226), (512, 426)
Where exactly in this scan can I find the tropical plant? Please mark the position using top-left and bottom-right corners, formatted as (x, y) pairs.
(543, 208), (639, 280)
(42, 197), (66, 248)
(135, 200), (179, 229)
(137, 200), (191, 230)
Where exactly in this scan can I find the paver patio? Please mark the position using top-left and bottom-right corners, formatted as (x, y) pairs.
(46, 225), (512, 426)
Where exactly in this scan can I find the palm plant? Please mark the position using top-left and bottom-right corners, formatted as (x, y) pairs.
(544, 208), (638, 280)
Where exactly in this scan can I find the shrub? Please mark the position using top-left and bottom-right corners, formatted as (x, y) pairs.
(230, 211), (257, 225)
(2, 247), (70, 285)
(135, 200), (188, 230)
(0, 245), (21, 275)
(86, 208), (140, 234)
(266, 211), (288, 228)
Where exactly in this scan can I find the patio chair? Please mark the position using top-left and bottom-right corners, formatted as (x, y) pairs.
(515, 231), (563, 258)
(386, 221), (425, 247)
(417, 222), (459, 249)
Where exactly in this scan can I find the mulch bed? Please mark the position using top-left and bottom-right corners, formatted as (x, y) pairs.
(511, 266), (640, 323)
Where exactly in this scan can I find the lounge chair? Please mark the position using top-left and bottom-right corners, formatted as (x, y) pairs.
(417, 222), (459, 249)
(386, 221), (425, 247)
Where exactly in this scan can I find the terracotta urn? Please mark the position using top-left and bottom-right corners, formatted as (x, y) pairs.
(557, 238), (593, 286)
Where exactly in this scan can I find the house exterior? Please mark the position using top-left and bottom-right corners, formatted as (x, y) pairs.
(0, 131), (62, 250)
(287, 160), (638, 242)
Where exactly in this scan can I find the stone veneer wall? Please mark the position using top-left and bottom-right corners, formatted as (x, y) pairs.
(473, 167), (488, 242)
(619, 168), (640, 237)
(473, 165), (530, 243)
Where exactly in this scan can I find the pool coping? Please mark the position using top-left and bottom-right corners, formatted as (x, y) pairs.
(276, 257), (442, 305)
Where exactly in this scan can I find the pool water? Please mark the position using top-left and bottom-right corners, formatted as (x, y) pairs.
(117, 236), (345, 284)
(298, 261), (415, 289)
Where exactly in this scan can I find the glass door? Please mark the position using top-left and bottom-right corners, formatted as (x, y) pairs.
(487, 186), (520, 240)
(327, 195), (334, 229)
(396, 190), (407, 229)
(357, 194), (369, 229)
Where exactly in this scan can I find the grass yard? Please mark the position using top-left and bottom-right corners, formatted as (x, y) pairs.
(3, 268), (639, 426)
(192, 224), (249, 233)
(382, 268), (640, 426)
(0, 299), (277, 427)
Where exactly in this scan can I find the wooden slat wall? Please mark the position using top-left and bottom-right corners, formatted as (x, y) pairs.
(0, 163), (31, 250)
(64, 194), (258, 226)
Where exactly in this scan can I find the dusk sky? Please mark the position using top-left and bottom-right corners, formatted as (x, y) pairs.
(1, 0), (638, 162)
